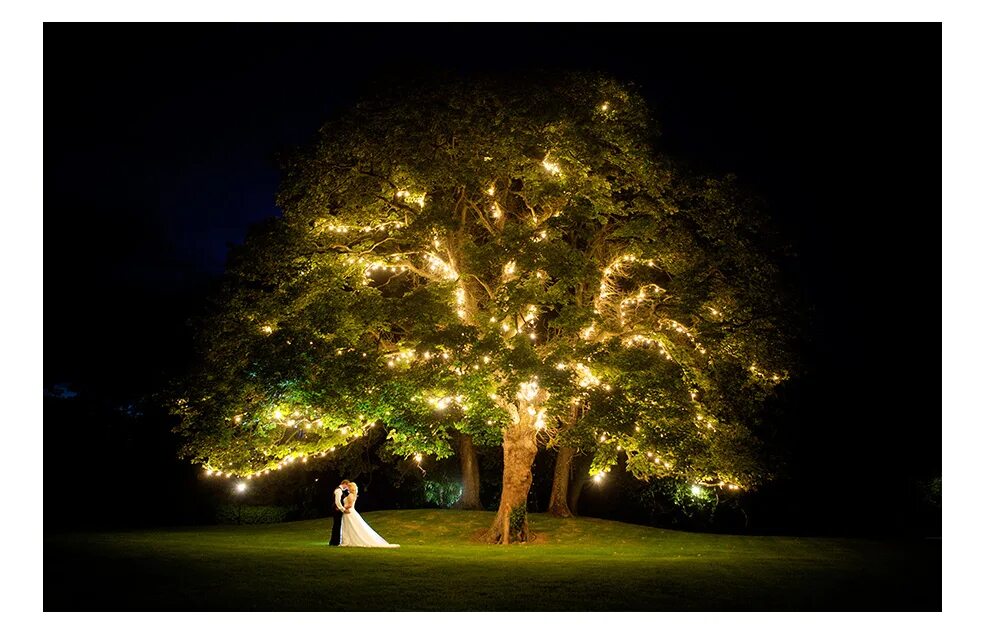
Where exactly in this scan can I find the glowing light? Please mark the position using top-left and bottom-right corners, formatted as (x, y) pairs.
(261, 325), (274, 335)
(425, 252), (458, 280)
(576, 363), (601, 388)
(486, 184), (496, 196)
(541, 157), (562, 175)
(273, 409), (283, 420)
(235, 482), (247, 493)
(517, 378), (540, 402)
(503, 261), (516, 277)
(691, 485), (702, 496)
(414, 453), (423, 463)
(490, 202), (502, 219)
(600, 102), (610, 111)
(432, 396), (454, 410)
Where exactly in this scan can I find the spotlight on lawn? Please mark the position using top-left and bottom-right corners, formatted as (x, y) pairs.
(235, 482), (248, 493)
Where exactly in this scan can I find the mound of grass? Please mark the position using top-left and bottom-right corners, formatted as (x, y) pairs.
(44, 509), (939, 611)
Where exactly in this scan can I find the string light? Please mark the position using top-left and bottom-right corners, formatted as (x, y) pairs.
(424, 252), (458, 280)
(517, 378), (540, 402)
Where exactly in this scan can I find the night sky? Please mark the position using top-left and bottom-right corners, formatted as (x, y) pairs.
(45, 24), (939, 531)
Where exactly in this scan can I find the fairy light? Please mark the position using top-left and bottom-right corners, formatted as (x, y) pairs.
(261, 325), (274, 335)
(535, 409), (547, 429)
(541, 157), (562, 175)
(575, 363), (601, 388)
(455, 286), (467, 319)
(325, 220), (405, 235)
(503, 261), (516, 277)
(425, 252), (458, 280)
(517, 378), (540, 402)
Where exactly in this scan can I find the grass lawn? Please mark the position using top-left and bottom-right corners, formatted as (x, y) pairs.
(44, 509), (940, 611)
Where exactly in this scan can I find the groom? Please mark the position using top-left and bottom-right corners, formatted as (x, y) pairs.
(328, 479), (351, 546)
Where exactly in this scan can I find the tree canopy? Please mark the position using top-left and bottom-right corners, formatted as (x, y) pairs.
(174, 73), (794, 542)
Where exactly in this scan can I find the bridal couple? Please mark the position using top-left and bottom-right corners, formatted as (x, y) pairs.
(328, 479), (399, 548)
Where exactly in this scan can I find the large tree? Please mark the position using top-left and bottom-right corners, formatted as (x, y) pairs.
(174, 73), (792, 543)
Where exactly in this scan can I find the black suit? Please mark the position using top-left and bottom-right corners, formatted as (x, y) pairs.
(329, 487), (350, 546)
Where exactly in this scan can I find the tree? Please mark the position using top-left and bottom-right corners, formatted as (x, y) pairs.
(174, 73), (793, 543)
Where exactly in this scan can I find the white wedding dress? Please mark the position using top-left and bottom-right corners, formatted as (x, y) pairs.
(340, 498), (399, 548)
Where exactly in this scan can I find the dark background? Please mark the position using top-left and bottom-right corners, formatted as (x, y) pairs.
(44, 24), (939, 535)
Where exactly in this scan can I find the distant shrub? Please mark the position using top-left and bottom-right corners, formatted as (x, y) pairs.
(214, 504), (294, 524)
(423, 479), (462, 508)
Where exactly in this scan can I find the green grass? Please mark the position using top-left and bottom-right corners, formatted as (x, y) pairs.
(45, 509), (939, 611)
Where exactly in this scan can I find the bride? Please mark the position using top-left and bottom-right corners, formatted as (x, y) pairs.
(340, 482), (399, 547)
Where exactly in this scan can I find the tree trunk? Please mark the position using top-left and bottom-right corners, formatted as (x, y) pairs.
(453, 433), (482, 510)
(485, 412), (539, 544)
(567, 454), (593, 516)
(547, 445), (575, 517)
